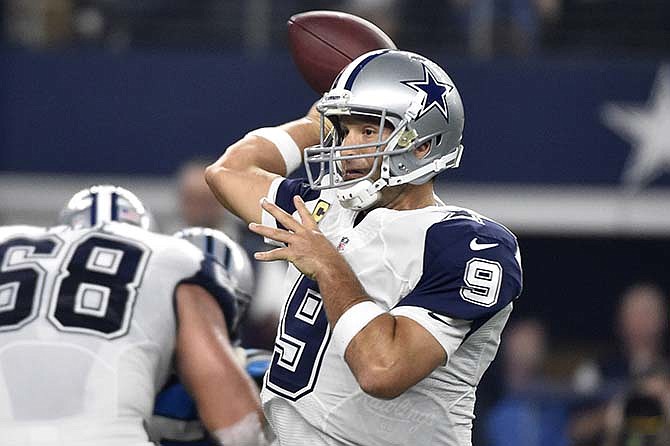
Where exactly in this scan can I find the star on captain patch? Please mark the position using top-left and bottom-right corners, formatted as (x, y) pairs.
(401, 65), (454, 122)
(601, 65), (670, 190)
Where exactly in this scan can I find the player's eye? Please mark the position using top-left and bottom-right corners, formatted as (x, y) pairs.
(362, 127), (376, 137)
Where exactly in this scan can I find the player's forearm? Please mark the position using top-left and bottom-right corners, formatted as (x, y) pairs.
(176, 285), (267, 443)
(315, 263), (413, 398)
(205, 117), (321, 223)
(345, 315), (426, 400)
(188, 365), (264, 432)
(207, 116), (320, 180)
(205, 137), (283, 220)
(314, 255), (370, 324)
(178, 333), (268, 446)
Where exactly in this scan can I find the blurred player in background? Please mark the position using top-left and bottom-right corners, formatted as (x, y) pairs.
(149, 227), (272, 446)
(177, 158), (240, 238)
(570, 283), (669, 445)
(603, 367), (670, 446)
(206, 49), (523, 445)
(0, 185), (266, 446)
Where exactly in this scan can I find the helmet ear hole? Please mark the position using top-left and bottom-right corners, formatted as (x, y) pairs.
(414, 141), (433, 160)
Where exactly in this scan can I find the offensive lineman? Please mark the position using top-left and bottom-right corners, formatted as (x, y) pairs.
(206, 50), (523, 445)
(0, 186), (267, 446)
(149, 227), (272, 446)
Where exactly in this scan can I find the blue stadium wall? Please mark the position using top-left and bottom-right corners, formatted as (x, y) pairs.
(1, 49), (665, 186)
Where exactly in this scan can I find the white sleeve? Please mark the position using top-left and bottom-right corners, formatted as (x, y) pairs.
(261, 177), (285, 247)
(390, 305), (472, 360)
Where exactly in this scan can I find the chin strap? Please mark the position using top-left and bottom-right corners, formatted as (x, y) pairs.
(336, 178), (387, 211)
(337, 145), (463, 211)
(387, 144), (463, 186)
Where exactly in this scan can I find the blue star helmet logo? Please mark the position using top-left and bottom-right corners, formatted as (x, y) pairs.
(401, 65), (454, 122)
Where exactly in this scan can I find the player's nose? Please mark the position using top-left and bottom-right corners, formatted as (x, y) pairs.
(338, 142), (359, 160)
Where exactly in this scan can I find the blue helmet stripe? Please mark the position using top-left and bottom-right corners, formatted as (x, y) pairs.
(223, 244), (232, 270)
(111, 192), (119, 221)
(90, 192), (98, 226)
(344, 50), (391, 90)
(205, 235), (214, 255)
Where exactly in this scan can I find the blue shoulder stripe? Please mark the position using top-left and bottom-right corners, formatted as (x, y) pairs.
(394, 218), (522, 320)
(275, 178), (320, 231)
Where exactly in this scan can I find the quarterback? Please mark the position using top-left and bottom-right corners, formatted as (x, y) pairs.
(0, 186), (265, 446)
(207, 50), (523, 445)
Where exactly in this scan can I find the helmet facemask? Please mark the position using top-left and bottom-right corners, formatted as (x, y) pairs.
(306, 105), (402, 185)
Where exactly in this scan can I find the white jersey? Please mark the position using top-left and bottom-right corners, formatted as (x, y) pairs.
(0, 223), (212, 446)
(260, 178), (523, 446)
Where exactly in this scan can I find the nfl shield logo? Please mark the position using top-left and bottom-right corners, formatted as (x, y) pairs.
(336, 237), (349, 252)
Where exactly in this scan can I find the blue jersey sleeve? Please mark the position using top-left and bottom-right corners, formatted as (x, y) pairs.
(262, 177), (325, 247)
(394, 217), (522, 321)
(275, 178), (320, 217)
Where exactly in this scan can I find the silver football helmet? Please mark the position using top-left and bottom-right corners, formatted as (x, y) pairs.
(59, 184), (152, 229)
(173, 227), (254, 320)
(305, 49), (465, 211)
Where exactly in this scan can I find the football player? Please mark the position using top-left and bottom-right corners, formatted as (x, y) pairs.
(149, 227), (272, 446)
(206, 50), (523, 445)
(0, 186), (267, 446)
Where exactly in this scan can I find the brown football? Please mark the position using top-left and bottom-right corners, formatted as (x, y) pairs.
(288, 11), (397, 94)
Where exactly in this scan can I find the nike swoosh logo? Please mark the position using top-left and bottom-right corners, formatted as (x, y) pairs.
(470, 237), (499, 251)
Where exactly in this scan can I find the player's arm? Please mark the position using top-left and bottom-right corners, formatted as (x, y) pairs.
(348, 320), (444, 399)
(339, 228), (521, 399)
(204, 107), (322, 225)
(315, 259), (448, 399)
(174, 283), (267, 445)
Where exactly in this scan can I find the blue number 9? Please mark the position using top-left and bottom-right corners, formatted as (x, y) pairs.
(266, 275), (331, 400)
